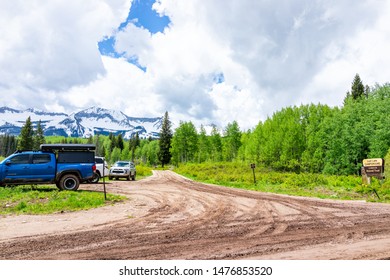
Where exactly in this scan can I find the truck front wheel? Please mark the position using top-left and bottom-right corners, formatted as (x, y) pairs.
(60, 174), (80, 191)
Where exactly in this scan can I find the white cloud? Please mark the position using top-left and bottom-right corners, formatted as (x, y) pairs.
(63, 56), (162, 117)
(0, 0), (130, 105)
(114, 0), (387, 128)
(1, 0), (389, 131)
(114, 22), (153, 65)
(299, 1), (390, 107)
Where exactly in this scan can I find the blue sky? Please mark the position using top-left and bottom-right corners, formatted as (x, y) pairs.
(98, 0), (170, 61)
(98, 0), (170, 72)
(1, 0), (390, 129)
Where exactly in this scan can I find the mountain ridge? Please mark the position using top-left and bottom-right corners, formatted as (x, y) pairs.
(0, 106), (162, 139)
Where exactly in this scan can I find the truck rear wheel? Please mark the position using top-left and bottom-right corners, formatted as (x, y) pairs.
(60, 174), (80, 191)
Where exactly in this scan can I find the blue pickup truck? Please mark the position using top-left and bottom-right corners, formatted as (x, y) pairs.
(0, 144), (96, 191)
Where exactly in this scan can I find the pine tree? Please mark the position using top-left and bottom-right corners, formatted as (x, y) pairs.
(33, 120), (45, 150)
(117, 133), (124, 151)
(109, 133), (116, 152)
(158, 111), (173, 167)
(351, 73), (365, 100)
(18, 116), (34, 150)
(130, 132), (140, 161)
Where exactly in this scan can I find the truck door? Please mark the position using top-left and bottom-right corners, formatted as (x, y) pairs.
(29, 154), (54, 182)
(3, 154), (31, 182)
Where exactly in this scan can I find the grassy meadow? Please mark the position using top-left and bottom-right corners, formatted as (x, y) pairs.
(174, 162), (390, 203)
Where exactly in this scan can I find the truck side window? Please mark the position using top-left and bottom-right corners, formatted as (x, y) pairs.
(32, 154), (51, 164)
(9, 154), (30, 164)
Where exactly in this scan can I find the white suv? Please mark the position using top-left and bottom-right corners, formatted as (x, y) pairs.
(109, 161), (136, 181)
(90, 156), (109, 183)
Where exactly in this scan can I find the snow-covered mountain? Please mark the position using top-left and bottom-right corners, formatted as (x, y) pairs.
(0, 106), (162, 139)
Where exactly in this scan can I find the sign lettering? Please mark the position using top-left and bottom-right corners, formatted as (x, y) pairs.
(363, 158), (383, 167)
(362, 158), (385, 179)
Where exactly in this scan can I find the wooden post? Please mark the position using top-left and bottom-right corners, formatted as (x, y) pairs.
(361, 167), (370, 185)
(250, 163), (256, 184)
(103, 161), (107, 200)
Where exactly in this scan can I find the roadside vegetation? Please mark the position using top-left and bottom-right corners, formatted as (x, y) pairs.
(175, 162), (390, 203)
(133, 164), (153, 178)
(0, 185), (125, 215)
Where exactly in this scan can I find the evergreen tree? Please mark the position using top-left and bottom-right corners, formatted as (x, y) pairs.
(158, 111), (173, 167)
(33, 120), (45, 150)
(117, 133), (124, 151)
(109, 133), (116, 152)
(130, 132), (140, 161)
(351, 73), (365, 100)
(18, 116), (34, 150)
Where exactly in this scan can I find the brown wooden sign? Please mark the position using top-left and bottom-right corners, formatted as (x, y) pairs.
(363, 158), (385, 179)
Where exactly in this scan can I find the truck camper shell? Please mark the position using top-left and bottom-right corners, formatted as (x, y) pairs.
(40, 144), (96, 152)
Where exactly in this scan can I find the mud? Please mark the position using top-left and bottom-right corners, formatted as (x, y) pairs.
(1, 170), (390, 260)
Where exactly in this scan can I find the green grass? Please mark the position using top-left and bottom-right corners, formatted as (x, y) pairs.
(134, 164), (153, 178)
(0, 164), (152, 215)
(174, 162), (390, 203)
(0, 185), (125, 215)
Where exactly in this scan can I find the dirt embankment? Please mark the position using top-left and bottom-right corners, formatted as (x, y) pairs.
(1, 170), (390, 260)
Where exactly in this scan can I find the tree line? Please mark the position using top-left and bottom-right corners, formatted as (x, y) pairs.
(167, 74), (390, 175)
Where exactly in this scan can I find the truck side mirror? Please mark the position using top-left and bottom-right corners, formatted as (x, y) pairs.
(5, 160), (11, 166)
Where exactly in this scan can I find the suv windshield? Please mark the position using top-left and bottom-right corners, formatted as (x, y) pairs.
(114, 161), (130, 167)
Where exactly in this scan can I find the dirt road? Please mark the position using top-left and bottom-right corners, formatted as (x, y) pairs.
(1, 170), (390, 260)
